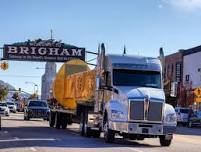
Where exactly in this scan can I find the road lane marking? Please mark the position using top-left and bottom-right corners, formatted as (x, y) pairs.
(0, 138), (56, 142)
(30, 147), (37, 151)
(128, 148), (144, 152)
(14, 137), (19, 140)
(3, 131), (8, 133)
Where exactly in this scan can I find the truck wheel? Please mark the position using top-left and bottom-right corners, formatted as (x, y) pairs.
(49, 111), (55, 127)
(61, 114), (68, 129)
(159, 136), (172, 146)
(55, 112), (61, 129)
(103, 118), (115, 143)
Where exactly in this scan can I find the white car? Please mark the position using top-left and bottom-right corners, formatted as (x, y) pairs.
(0, 102), (10, 116)
(6, 101), (17, 113)
(175, 107), (189, 126)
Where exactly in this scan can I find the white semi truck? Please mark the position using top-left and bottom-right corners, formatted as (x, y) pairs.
(49, 43), (177, 146)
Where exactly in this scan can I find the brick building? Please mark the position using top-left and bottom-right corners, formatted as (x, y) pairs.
(164, 51), (183, 83)
(164, 51), (183, 106)
(164, 45), (201, 107)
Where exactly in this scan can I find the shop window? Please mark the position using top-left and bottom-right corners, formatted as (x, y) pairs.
(185, 75), (189, 82)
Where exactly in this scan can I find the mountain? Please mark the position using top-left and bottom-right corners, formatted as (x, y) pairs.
(0, 80), (16, 90)
(0, 80), (31, 100)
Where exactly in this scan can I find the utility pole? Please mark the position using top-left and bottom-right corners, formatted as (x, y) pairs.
(50, 29), (53, 40)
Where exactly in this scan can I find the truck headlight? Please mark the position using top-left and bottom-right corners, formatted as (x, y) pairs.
(111, 110), (124, 119)
(165, 113), (177, 123)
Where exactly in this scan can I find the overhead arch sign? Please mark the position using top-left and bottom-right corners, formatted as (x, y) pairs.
(3, 39), (85, 62)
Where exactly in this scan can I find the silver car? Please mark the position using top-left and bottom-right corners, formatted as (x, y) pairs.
(0, 102), (10, 116)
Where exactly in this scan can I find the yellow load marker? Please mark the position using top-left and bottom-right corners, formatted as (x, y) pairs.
(52, 59), (96, 110)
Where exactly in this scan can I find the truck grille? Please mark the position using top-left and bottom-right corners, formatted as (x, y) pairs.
(129, 100), (163, 122)
(30, 109), (46, 117)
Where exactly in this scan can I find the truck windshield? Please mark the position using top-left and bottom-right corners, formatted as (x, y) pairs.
(113, 69), (161, 88)
(28, 101), (47, 107)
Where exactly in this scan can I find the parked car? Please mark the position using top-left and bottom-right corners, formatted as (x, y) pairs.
(175, 107), (189, 126)
(6, 101), (17, 113)
(0, 102), (10, 116)
(24, 100), (50, 120)
(188, 110), (201, 128)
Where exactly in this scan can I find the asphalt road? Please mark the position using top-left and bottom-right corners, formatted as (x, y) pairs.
(0, 113), (201, 152)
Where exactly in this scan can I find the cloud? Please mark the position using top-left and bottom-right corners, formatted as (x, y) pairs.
(162, 0), (201, 11)
(158, 4), (163, 9)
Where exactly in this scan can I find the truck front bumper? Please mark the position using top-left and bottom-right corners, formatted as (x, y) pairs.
(109, 121), (176, 135)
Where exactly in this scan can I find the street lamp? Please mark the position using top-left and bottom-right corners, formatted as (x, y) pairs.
(25, 81), (39, 95)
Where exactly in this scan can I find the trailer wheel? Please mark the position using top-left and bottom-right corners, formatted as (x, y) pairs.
(80, 112), (85, 136)
(159, 135), (172, 146)
(103, 116), (115, 143)
(55, 112), (61, 129)
(80, 111), (91, 137)
(49, 111), (55, 127)
(84, 125), (92, 137)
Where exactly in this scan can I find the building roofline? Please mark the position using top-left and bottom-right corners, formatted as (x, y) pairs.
(182, 45), (201, 56)
(165, 45), (201, 57)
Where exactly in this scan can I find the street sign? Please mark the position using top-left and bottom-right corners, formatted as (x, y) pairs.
(3, 39), (85, 62)
(193, 87), (201, 103)
(193, 87), (201, 98)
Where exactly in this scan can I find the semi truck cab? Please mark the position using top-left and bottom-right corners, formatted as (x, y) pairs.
(94, 52), (176, 146)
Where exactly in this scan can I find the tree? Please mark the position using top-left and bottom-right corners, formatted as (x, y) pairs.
(12, 92), (20, 101)
(28, 93), (38, 100)
(0, 87), (8, 101)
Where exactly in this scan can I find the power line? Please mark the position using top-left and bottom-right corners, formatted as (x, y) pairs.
(0, 75), (41, 78)
(87, 57), (97, 62)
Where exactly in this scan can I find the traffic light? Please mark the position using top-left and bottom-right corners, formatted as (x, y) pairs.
(0, 62), (9, 70)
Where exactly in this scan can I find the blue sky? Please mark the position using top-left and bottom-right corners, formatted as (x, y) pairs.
(0, 0), (201, 94)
